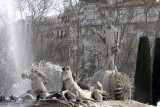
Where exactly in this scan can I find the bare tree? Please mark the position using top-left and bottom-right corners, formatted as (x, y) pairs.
(56, 0), (88, 77)
(15, 0), (53, 62)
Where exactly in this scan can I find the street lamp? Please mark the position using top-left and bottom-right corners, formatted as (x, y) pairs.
(72, 45), (77, 76)
(94, 53), (99, 70)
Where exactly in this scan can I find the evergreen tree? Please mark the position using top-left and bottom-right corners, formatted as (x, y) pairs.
(152, 37), (160, 105)
(133, 36), (152, 104)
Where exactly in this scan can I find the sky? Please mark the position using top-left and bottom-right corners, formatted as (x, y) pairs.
(0, 0), (79, 22)
(0, 0), (64, 21)
(0, 0), (15, 21)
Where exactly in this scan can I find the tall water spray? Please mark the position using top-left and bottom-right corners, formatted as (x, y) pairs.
(0, 0), (31, 96)
(8, 24), (31, 96)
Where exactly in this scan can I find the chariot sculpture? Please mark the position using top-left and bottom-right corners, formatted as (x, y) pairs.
(88, 69), (133, 100)
(89, 20), (133, 100)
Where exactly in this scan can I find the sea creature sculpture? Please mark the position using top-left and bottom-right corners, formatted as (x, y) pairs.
(21, 69), (49, 98)
(88, 69), (133, 100)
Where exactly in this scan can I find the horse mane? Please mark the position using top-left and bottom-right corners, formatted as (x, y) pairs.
(32, 70), (48, 84)
(70, 68), (76, 81)
(62, 66), (76, 91)
(63, 66), (76, 81)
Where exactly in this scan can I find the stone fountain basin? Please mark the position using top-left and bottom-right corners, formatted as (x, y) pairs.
(0, 100), (154, 107)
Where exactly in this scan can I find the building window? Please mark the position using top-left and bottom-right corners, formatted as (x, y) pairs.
(80, 15), (83, 20)
(60, 29), (63, 39)
(92, 30), (96, 36)
(65, 29), (67, 37)
(66, 15), (70, 22)
(90, 13), (96, 20)
(82, 28), (85, 34)
(148, 28), (154, 36)
(100, 25), (103, 29)
(109, 11), (114, 18)
(147, 8), (154, 17)
(118, 10), (122, 17)
(61, 29), (63, 35)
(127, 9), (133, 17)
(127, 26), (134, 35)
(67, 28), (69, 36)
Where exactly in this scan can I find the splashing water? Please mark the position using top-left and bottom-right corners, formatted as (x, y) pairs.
(4, 0), (31, 96)
(31, 61), (62, 92)
(0, 0), (34, 97)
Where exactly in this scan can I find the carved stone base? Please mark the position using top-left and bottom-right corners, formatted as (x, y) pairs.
(26, 100), (154, 107)
(0, 100), (154, 107)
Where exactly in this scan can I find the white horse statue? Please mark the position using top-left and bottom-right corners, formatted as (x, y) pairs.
(61, 66), (105, 101)
(21, 69), (49, 98)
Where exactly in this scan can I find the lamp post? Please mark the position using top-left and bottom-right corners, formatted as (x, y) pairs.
(73, 45), (77, 77)
(94, 53), (99, 70)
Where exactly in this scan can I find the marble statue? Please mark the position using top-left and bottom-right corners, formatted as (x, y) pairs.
(88, 69), (133, 100)
(21, 69), (49, 98)
(61, 66), (105, 101)
(93, 21), (119, 70)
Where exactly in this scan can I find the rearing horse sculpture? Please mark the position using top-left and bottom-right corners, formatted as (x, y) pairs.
(61, 66), (105, 101)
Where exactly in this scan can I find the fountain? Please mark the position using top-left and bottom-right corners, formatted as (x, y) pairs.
(30, 61), (62, 92)
(0, 0), (63, 97)
(0, 1), (155, 107)
(0, 0), (31, 96)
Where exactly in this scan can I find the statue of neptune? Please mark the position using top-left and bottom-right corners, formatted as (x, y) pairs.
(93, 21), (119, 70)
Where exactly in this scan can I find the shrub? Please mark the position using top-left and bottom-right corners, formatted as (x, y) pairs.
(133, 36), (152, 104)
(152, 37), (160, 105)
